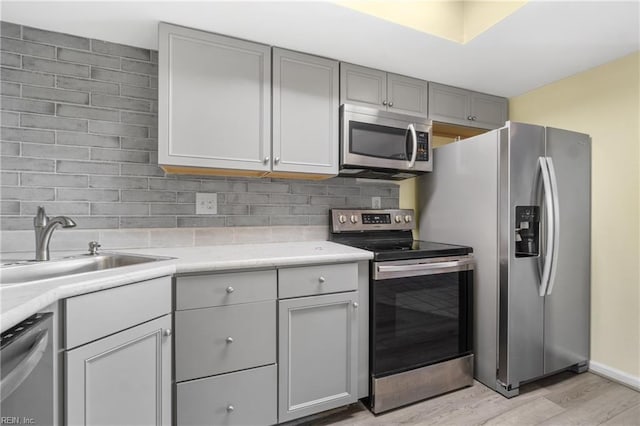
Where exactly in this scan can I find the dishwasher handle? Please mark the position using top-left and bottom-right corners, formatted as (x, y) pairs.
(0, 329), (49, 402)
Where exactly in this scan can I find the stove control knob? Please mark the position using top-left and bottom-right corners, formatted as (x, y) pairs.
(350, 215), (359, 224)
(404, 215), (413, 223)
(395, 215), (402, 223)
(338, 214), (347, 224)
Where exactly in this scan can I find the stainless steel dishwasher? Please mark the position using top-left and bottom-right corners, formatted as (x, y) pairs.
(1, 313), (54, 424)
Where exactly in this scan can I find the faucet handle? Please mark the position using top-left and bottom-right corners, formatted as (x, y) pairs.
(34, 206), (48, 227)
(88, 241), (101, 255)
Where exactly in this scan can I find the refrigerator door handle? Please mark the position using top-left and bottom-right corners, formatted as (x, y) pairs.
(538, 157), (555, 297)
(545, 157), (561, 295)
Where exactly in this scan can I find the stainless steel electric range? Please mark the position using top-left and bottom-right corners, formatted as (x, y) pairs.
(329, 209), (475, 414)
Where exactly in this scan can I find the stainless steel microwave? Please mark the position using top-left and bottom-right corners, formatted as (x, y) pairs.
(339, 104), (433, 180)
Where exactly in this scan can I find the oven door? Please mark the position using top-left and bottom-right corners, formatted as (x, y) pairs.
(340, 104), (432, 173)
(371, 256), (474, 378)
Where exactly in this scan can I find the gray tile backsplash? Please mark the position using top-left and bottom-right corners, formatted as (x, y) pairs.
(0, 22), (399, 247)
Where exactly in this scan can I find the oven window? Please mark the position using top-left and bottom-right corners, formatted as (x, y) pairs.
(350, 121), (409, 160)
(371, 270), (473, 377)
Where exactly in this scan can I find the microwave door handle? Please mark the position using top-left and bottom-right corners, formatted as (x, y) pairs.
(407, 123), (417, 169)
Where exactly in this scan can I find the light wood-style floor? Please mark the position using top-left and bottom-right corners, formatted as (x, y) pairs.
(301, 372), (640, 425)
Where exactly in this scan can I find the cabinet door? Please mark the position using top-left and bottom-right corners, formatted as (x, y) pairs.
(428, 82), (471, 126)
(387, 73), (428, 117)
(66, 315), (171, 426)
(158, 23), (271, 174)
(278, 292), (358, 422)
(272, 48), (339, 176)
(470, 92), (508, 129)
(340, 63), (386, 110)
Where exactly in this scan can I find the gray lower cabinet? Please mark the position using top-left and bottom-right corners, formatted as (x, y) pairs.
(63, 276), (173, 426)
(176, 364), (277, 426)
(174, 270), (278, 424)
(272, 48), (339, 177)
(340, 62), (428, 117)
(65, 314), (172, 426)
(278, 291), (359, 422)
(428, 82), (508, 129)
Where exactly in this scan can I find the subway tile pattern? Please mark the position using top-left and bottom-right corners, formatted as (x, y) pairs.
(0, 22), (399, 236)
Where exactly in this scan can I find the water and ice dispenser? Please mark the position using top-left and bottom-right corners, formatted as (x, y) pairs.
(515, 206), (540, 257)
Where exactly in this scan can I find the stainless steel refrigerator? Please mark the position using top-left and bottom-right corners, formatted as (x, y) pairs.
(418, 122), (590, 397)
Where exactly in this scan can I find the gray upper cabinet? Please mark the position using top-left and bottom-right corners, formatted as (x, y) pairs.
(278, 291), (358, 422)
(66, 314), (172, 426)
(386, 72), (430, 117)
(340, 63), (386, 109)
(272, 48), (339, 177)
(429, 82), (508, 129)
(158, 23), (271, 176)
(340, 63), (428, 117)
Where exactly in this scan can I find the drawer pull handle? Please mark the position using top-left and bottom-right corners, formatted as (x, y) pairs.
(163, 329), (172, 337)
(318, 276), (326, 283)
(353, 302), (359, 308)
(226, 336), (234, 344)
(226, 286), (235, 294)
(227, 405), (235, 413)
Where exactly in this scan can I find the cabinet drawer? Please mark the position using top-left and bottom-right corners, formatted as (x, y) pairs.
(175, 301), (276, 381)
(175, 269), (276, 310)
(278, 263), (358, 298)
(64, 276), (171, 349)
(176, 364), (277, 426)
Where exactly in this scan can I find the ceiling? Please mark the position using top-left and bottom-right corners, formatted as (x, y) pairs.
(2, 1), (638, 97)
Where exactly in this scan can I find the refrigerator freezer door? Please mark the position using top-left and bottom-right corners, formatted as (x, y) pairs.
(543, 127), (591, 374)
(498, 122), (546, 390)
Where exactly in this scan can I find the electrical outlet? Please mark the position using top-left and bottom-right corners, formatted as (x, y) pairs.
(196, 193), (217, 215)
(372, 197), (381, 209)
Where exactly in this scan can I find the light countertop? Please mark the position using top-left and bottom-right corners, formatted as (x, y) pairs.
(0, 241), (372, 332)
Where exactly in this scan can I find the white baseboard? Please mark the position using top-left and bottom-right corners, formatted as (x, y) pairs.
(589, 361), (640, 391)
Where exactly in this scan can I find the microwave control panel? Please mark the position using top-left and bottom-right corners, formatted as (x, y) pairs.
(415, 132), (429, 161)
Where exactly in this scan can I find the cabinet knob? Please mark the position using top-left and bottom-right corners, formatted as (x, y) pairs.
(471, 116), (477, 121)
(263, 156), (270, 164)
(226, 336), (234, 344)
(353, 302), (359, 308)
(163, 329), (172, 337)
(226, 286), (234, 294)
(467, 115), (473, 120)
(274, 157), (280, 164)
(227, 405), (235, 413)
(382, 100), (387, 106)
(318, 276), (326, 283)
(388, 102), (394, 107)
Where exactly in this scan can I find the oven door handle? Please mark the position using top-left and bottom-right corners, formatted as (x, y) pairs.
(0, 329), (49, 402)
(375, 258), (474, 279)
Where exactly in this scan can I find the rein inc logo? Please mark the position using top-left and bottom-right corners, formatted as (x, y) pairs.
(0, 418), (35, 425)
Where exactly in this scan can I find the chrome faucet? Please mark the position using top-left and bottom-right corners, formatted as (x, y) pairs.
(34, 206), (77, 261)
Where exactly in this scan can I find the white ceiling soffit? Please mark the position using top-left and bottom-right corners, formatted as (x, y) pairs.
(1, 1), (638, 97)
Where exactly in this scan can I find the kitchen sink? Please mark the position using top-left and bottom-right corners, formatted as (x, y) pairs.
(0, 253), (172, 286)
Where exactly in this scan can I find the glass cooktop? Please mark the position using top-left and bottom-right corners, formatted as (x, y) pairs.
(337, 238), (472, 261)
